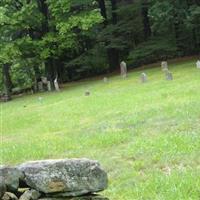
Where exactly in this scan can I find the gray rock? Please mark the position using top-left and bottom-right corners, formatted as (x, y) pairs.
(0, 166), (24, 192)
(0, 176), (6, 198)
(18, 159), (108, 197)
(2, 192), (18, 200)
(19, 189), (41, 200)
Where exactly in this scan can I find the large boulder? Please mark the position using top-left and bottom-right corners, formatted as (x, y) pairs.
(0, 166), (24, 192)
(18, 159), (108, 197)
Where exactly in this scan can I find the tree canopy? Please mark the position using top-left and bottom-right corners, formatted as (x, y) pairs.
(0, 0), (199, 100)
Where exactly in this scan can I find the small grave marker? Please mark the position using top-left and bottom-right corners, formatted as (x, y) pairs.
(140, 73), (148, 83)
(165, 70), (173, 80)
(196, 60), (200, 69)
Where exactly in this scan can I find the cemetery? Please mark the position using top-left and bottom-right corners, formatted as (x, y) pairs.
(0, 0), (200, 199)
(1, 58), (200, 200)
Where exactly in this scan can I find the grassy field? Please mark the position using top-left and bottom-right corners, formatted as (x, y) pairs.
(1, 59), (200, 200)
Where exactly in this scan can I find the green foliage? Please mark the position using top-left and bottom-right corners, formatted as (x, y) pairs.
(128, 38), (177, 67)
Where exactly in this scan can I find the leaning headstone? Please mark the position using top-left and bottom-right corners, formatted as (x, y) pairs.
(54, 78), (60, 92)
(41, 77), (48, 85)
(120, 61), (127, 78)
(38, 82), (44, 92)
(165, 70), (173, 80)
(161, 61), (168, 71)
(0, 166), (24, 192)
(19, 190), (41, 200)
(196, 60), (200, 69)
(47, 81), (51, 92)
(18, 159), (108, 197)
(140, 73), (148, 83)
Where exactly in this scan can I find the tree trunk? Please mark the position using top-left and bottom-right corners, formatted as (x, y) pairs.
(141, 0), (151, 40)
(2, 64), (12, 101)
(109, 0), (120, 71)
(98, 0), (108, 25)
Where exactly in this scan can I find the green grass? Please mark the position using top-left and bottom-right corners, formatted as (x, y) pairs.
(1, 59), (200, 200)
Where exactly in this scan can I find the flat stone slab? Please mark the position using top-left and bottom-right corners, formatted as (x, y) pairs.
(18, 159), (108, 197)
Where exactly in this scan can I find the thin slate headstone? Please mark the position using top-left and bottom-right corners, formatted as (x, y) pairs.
(196, 60), (200, 69)
(120, 61), (127, 78)
(38, 81), (44, 91)
(165, 70), (173, 80)
(54, 77), (60, 91)
(47, 81), (51, 91)
(161, 61), (168, 71)
(140, 73), (148, 83)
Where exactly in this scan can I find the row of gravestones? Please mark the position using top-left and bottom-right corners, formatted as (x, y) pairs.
(119, 60), (200, 83)
(85, 60), (200, 96)
(0, 159), (109, 200)
(120, 60), (173, 82)
(37, 77), (60, 92)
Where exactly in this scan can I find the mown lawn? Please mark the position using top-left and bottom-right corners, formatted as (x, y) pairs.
(1, 59), (200, 200)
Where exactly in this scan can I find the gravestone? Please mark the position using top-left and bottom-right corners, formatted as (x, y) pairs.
(47, 81), (51, 91)
(165, 70), (173, 80)
(41, 77), (48, 85)
(120, 61), (127, 78)
(54, 78), (60, 92)
(85, 90), (90, 96)
(140, 73), (147, 83)
(103, 77), (108, 83)
(196, 60), (200, 69)
(161, 61), (168, 71)
(38, 82), (43, 92)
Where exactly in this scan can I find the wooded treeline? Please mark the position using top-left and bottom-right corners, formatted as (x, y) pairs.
(0, 0), (199, 100)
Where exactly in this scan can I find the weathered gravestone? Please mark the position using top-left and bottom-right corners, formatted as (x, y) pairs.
(140, 73), (148, 83)
(38, 82), (44, 92)
(47, 81), (51, 92)
(120, 61), (127, 78)
(54, 78), (60, 92)
(196, 60), (200, 69)
(85, 90), (90, 96)
(161, 61), (168, 71)
(103, 77), (108, 83)
(165, 70), (173, 80)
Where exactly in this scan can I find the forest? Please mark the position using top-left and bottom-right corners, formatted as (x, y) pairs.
(0, 0), (200, 101)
